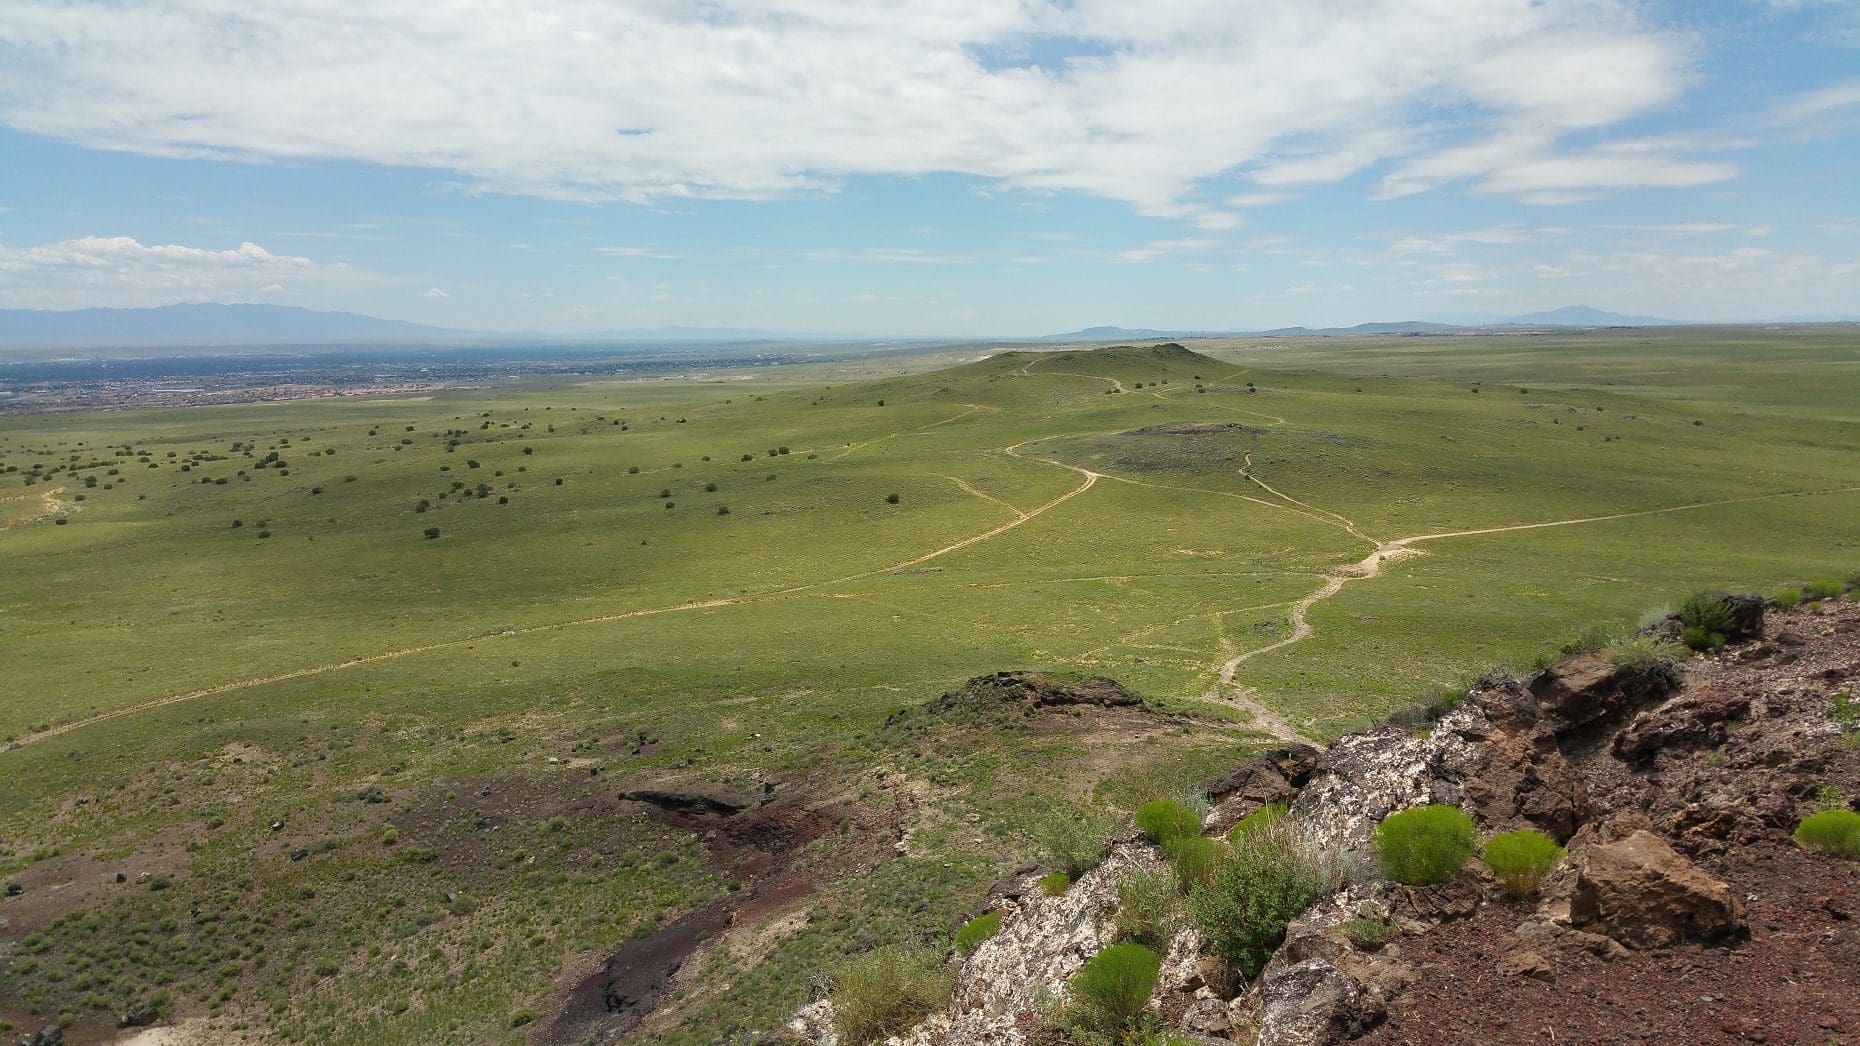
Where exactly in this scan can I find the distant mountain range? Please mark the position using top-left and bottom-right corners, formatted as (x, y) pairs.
(3, 302), (1852, 359)
(0, 304), (853, 354)
(1042, 306), (1689, 341)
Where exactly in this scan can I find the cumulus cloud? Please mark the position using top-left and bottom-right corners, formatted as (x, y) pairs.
(0, 235), (371, 308)
(0, 0), (1717, 216)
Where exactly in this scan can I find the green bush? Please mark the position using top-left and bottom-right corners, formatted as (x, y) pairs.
(1774, 587), (1802, 609)
(1135, 800), (1202, 846)
(1065, 943), (1160, 1038)
(1039, 871), (1072, 896)
(1793, 810), (1860, 858)
(1165, 835), (1227, 893)
(1373, 805), (1476, 886)
(954, 912), (1002, 954)
(1481, 829), (1565, 897)
(1029, 806), (1119, 878)
(1609, 634), (1684, 670)
(1228, 802), (1287, 841)
(1113, 867), (1183, 951)
(1190, 820), (1342, 978)
(831, 945), (953, 1044)
(1805, 579), (1844, 601)
(1339, 913), (1393, 949)
(1679, 591), (1736, 634)
(1681, 625), (1725, 652)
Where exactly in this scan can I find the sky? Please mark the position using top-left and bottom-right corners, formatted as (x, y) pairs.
(0, 0), (1857, 336)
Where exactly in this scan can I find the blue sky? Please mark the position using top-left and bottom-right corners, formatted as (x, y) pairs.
(0, 0), (1857, 336)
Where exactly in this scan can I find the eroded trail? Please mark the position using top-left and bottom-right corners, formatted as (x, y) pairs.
(12, 437), (1101, 750)
(1205, 483), (1860, 739)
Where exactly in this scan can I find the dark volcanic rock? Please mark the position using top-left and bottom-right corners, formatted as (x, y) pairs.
(1204, 743), (1322, 833)
(1612, 686), (1751, 762)
(1527, 651), (1680, 736)
(891, 671), (1142, 726)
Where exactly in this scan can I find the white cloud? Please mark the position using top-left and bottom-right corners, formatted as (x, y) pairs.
(0, 235), (374, 308)
(423, 287), (449, 299)
(1119, 237), (1213, 263)
(592, 246), (684, 259)
(0, 0), (1710, 217)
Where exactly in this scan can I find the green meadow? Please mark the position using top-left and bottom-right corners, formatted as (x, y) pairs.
(1, 330), (1856, 1042)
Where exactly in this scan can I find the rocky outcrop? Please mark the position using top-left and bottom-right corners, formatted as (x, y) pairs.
(788, 597), (1860, 1046)
(1204, 744), (1322, 834)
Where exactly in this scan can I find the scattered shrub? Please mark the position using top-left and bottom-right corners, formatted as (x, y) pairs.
(1190, 819), (1343, 978)
(1609, 634), (1683, 671)
(1373, 805), (1476, 886)
(1028, 807), (1118, 878)
(1794, 810), (1860, 858)
(1678, 591), (1736, 641)
(1165, 835), (1227, 893)
(1228, 802), (1287, 841)
(1339, 913), (1394, 949)
(1064, 943), (1160, 1039)
(1805, 579), (1844, 601)
(1636, 604), (1675, 631)
(954, 912), (1002, 954)
(1682, 625), (1725, 652)
(1481, 829), (1565, 898)
(885, 493), (900, 505)
(1774, 587), (1802, 610)
(831, 945), (952, 1044)
(1135, 800), (1202, 847)
(421, 527), (440, 540)
(1039, 871), (1072, 896)
(1113, 867), (1183, 951)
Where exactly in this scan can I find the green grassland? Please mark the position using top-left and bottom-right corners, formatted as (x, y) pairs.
(1, 331), (1856, 1042)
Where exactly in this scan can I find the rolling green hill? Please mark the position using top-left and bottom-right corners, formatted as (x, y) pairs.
(1, 334), (1856, 1042)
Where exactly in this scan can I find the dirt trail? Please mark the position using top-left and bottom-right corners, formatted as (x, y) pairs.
(821, 402), (990, 461)
(935, 474), (1023, 516)
(1205, 483), (1860, 740)
(1240, 451), (1377, 545)
(11, 433), (1100, 750)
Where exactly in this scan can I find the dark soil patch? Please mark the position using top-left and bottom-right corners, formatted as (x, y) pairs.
(1125, 422), (1267, 436)
(536, 781), (894, 1045)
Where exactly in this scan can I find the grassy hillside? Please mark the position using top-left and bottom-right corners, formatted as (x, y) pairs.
(1, 334), (1856, 1042)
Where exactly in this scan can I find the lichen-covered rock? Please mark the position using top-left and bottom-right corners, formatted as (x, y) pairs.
(784, 999), (839, 1045)
(1247, 888), (1412, 1046)
(1565, 829), (1748, 949)
(1612, 686), (1751, 762)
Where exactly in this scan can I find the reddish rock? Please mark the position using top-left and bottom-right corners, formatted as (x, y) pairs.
(1567, 829), (1747, 949)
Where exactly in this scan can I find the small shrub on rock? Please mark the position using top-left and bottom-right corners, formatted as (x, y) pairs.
(1113, 867), (1183, 951)
(1678, 591), (1735, 649)
(1190, 819), (1343, 978)
(1135, 799), (1202, 846)
(1481, 828), (1566, 897)
(831, 945), (952, 1044)
(1039, 871), (1072, 896)
(1228, 802), (1287, 841)
(1805, 579), (1844, 601)
(1063, 943), (1160, 1040)
(1609, 634), (1683, 671)
(1166, 835), (1228, 893)
(1339, 912), (1394, 949)
(1374, 805), (1476, 886)
(1774, 587), (1802, 610)
(954, 912), (1001, 954)
(1794, 809), (1860, 858)
(1028, 806), (1119, 878)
